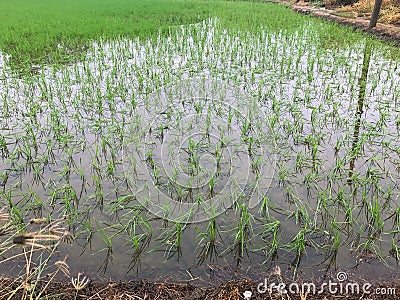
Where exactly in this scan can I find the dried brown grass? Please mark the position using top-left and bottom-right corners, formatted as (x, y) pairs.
(335, 0), (400, 25)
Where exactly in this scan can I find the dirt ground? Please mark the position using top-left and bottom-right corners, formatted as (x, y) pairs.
(289, 1), (400, 45)
(1, 276), (399, 299)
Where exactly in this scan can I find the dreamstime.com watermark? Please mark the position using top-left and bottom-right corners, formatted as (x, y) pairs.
(244, 272), (397, 298)
(122, 77), (276, 223)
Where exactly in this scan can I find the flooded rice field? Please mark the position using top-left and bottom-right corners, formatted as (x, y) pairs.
(0, 18), (399, 284)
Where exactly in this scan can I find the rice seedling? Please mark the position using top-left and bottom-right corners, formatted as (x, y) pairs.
(232, 204), (254, 265)
(389, 237), (400, 261)
(257, 219), (281, 262)
(155, 221), (186, 260)
(286, 225), (309, 278)
(195, 217), (221, 265)
(258, 195), (270, 219)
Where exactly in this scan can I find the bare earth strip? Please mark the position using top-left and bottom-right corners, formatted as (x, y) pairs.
(1, 277), (399, 299)
(276, 1), (400, 45)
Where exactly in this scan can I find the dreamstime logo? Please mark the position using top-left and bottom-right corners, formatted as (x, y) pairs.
(122, 78), (276, 223)
(257, 271), (396, 296)
(336, 271), (348, 282)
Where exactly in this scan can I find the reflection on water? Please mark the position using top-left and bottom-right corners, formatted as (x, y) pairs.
(0, 18), (399, 284)
(348, 40), (371, 182)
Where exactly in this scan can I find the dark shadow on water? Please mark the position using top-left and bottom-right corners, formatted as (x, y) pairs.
(348, 40), (372, 185)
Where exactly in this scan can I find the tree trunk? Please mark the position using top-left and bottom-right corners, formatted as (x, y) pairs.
(368, 0), (383, 29)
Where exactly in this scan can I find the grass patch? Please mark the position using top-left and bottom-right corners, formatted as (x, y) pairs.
(331, 10), (357, 18)
(0, 0), (396, 73)
(0, 0), (305, 73)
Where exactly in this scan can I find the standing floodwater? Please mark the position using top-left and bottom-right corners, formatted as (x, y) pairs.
(0, 18), (399, 283)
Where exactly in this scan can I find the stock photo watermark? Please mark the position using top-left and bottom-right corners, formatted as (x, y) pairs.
(249, 271), (397, 298)
(122, 77), (276, 223)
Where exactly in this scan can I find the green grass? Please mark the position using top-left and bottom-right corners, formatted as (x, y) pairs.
(0, 0), (288, 72)
(0, 0), (393, 74)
